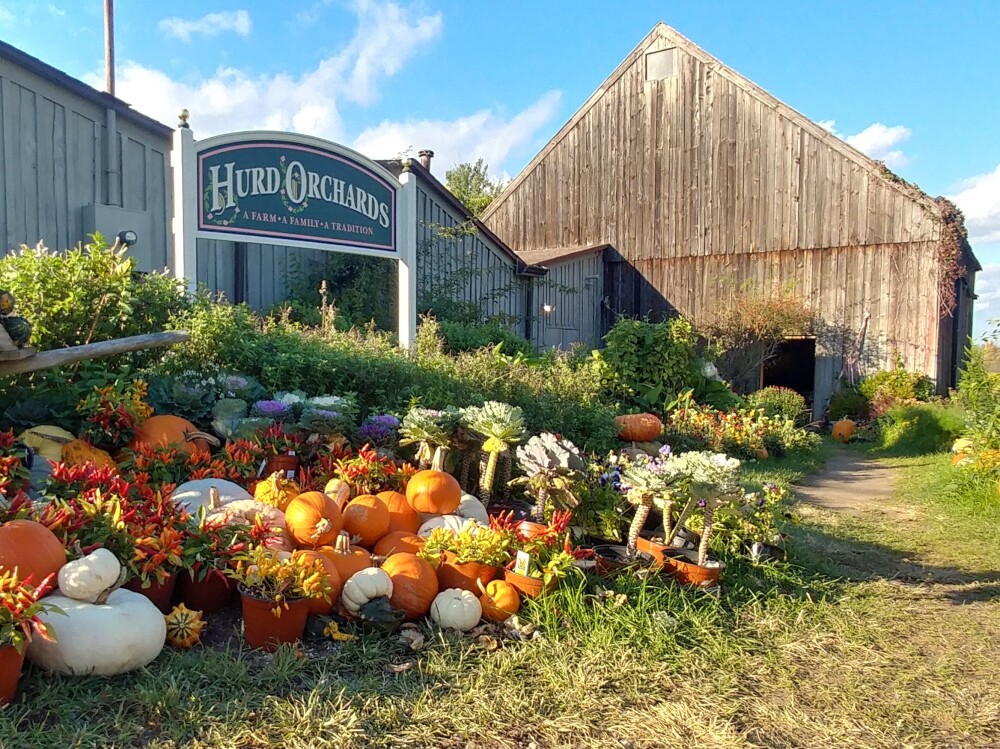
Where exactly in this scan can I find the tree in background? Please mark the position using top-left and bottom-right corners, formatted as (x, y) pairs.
(445, 159), (507, 217)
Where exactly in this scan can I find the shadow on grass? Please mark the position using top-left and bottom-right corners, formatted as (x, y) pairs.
(786, 518), (1000, 600)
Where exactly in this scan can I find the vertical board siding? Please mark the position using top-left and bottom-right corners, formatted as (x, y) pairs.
(484, 27), (960, 389)
(415, 184), (521, 323)
(0, 57), (171, 268)
(534, 251), (603, 350)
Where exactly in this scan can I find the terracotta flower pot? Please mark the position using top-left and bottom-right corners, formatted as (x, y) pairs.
(436, 552), (498, 594)
(125, 572), (178, 614)
(661, 549), (725, 588)
(240, 589), (309, 651)
(177, 569), (235, 613)
(265, 454), (300, 481)
(514, 521), (549, 541)
(0, 645), (25, 705)
(591, 544), (655, 577)
(503, 569), (556, 599)
(635, 535), (667, 567)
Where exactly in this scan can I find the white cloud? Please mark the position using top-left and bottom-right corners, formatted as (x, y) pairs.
(47, 4), (66, 17)
(949, 163), (1000, 245)
(820, 120), (912, 168)
(100, 1), (442, 143)
(0, 5), (14, 26)
(159, 10), (253, 43)
(294, 0), (333, 27)
(972, 260), (1000, 338)
(352, 90), (563, 176)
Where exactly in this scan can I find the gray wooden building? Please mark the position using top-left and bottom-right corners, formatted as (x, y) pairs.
(0, 40), (549, 337)
(484, 23), (979, 410)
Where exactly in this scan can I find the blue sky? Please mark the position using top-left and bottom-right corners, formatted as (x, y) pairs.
(2, 0), (998, 334)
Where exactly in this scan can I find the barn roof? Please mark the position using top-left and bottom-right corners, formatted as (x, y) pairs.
(516, 244), (609, 268)
(484, 23), (977, 269)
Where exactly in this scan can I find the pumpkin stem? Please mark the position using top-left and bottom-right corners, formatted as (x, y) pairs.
(95, 566), (129, 605)
(209, 485), (221, 512)
(311, 518), (333, 542)
(185, 430), (221, 448)
(334, 531), (351, 555)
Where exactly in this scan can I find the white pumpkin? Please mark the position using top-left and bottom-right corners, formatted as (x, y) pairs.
(430, 588), (482, 631)
(172, 479), (252, 513)
(27, 589), (167, 676)
(18, 425), (75, 463)
(341, 567), (393, 615)
(57, 548), (122, 603)
(418, 514), (476, 538)
(455, 494), (489, 525)
(323, 478), (351, 507)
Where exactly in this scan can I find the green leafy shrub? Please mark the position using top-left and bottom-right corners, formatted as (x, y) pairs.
(827, 387), (869, 421)
(662, 397), (821, 459)
(876, 402), (964, 456)
(154, 298), (618, 452)
(956, 347), (1000, 449)
(0, 237), (187, 361)
(858, 358), (934, 402)
(437, 319), (533, 356)
(596, 317), (698, 410)
(746, 386), (808, 425)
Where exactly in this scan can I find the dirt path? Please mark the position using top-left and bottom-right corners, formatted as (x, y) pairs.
(794, 448), (897, 515)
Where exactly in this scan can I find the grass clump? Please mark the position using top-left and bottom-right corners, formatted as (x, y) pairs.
(874, 402), (964, 456)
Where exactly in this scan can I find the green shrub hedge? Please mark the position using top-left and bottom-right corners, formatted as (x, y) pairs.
(746, 386), (808, 425)
(152, 299), (618, 452)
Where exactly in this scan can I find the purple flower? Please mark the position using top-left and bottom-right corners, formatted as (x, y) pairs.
(357, 413), (400, 445)
(658, 444), (672, 457)
(698, 499), (707, 508)
(253, 400), (291, 418)
(312, 409), (340, 419)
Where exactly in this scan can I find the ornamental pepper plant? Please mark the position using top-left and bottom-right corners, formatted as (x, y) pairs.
(0, 570), (60, 654)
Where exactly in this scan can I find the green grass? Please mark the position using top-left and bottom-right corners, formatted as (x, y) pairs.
(4, 448), (1000, 749)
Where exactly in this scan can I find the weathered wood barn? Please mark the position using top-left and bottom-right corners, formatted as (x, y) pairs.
(0, 40), (538, 323)
(484, 23), (979, 411)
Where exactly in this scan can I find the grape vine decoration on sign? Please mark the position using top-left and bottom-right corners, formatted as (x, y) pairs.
(202, 186), (241, 227)
(279, 156), (309, 214)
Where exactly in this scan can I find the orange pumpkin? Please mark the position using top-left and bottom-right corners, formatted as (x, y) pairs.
(373, 531), (425, 557)
(831, 418), (856, 444)
(479, 579), (521, 622)
(342, 494), (390, 548)
(318, 532), (372, 583)
(951, 453), (969, 466)
(284, 491), (344, 548)
(377, 490), (421, 534)
(405, 469), (462, 515)
(293, 549), (342, 613)
(380, 552), (438, 620)
(0, 519), (66, 588)
(614, 413), (663, 442)
(132, 415), (216, 456)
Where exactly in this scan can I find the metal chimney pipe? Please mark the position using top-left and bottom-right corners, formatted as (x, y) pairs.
(104, 0), (115, 95)
(417, 149), (434, 170)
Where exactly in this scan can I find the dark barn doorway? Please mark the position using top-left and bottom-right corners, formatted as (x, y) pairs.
(762, 337), (816, 406)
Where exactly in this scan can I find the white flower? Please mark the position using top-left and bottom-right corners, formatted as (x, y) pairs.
(701, 361), (720, 379)
(308, 395), (350, 409)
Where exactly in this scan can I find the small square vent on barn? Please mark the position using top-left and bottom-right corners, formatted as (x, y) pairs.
(645, 48), (676, 80)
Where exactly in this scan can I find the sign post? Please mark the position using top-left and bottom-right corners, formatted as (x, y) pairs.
(170, 116), (417, 349)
